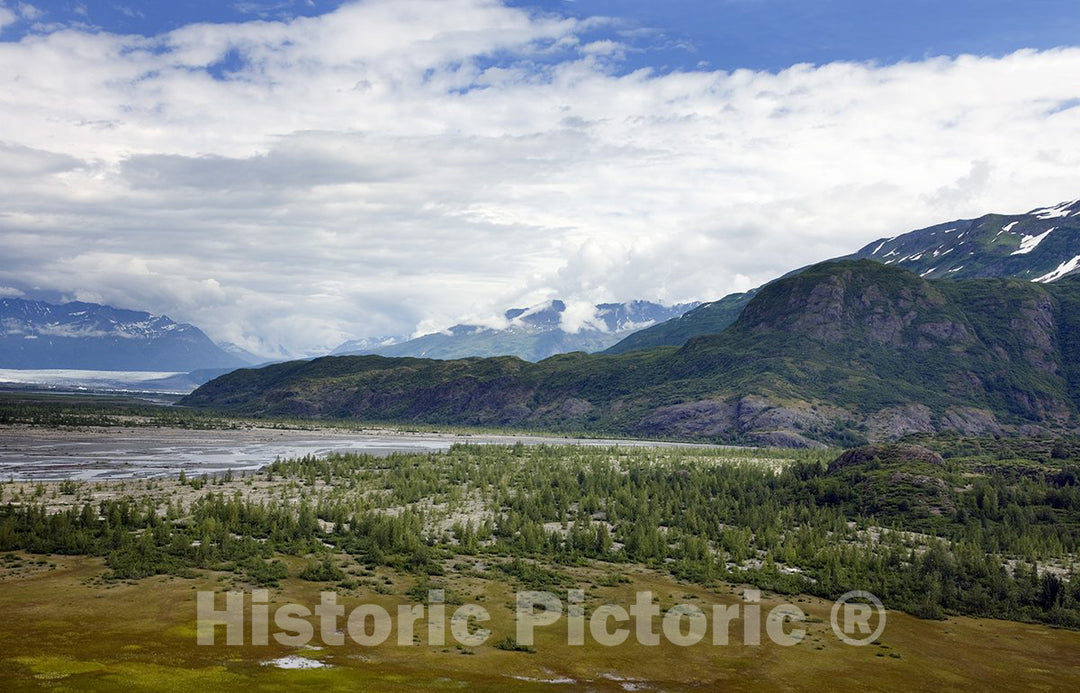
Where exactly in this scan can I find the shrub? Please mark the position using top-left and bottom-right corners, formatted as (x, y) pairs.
(299, 558), (345, 582)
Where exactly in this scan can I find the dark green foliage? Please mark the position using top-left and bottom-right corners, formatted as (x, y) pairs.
(0, 392), (238, 430)
(264, 443), (1080, 628)
(493, 635), (535, 653)
(245, 558), (289, 586)
(0, 489), (322, 583)
(299, 558), (345, 582)
(495, 558), (571, 590)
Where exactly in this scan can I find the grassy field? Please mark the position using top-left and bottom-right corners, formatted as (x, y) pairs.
(1, 555), (1078, 691)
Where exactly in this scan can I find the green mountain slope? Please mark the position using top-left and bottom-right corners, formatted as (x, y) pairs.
(182, 261), (1080, 446)
(604, 198), (1080, 355)
(849, 199), (1080, 281)
(604, 291), (755, 354)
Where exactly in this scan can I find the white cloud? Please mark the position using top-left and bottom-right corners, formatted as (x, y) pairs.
(559, 300), (604, 334)
(0, 5), (16, 31)
(16, 3), (39, 21)
(0, 1), (1079, 358)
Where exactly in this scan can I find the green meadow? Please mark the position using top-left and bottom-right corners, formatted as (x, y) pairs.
(3, 555), (1080, 691)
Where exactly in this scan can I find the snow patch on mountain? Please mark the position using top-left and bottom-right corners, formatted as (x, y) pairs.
(1031, 199), (1080, 220)
(0, 298), (242, 371)
(1034, 255), (1080, 283)
(848, 197), (1080, 284)
(1011, 228), (1055, 255)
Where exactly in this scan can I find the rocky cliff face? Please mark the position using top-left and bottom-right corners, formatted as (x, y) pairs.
(734, 263), (965, 348)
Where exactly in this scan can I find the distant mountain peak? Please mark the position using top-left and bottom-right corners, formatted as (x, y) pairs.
(0, 297), (243, 371)
(504, 300), (565, 330)
(1029, 198), (1080, 220)
(332, 299), (700, 361)
(852, 197), (1080, 283)
(215, 341), (264, 366)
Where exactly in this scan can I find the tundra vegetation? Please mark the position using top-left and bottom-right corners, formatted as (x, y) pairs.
(2, 430), (1080, 689)
(2, 438), (1078, 627)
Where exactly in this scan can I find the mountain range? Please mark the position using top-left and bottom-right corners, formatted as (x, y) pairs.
(0, 296), (696, 376)
(182, 259), (1080, 446)
(332, 300), (699, 362)
(182, 197), (1080, 446)
(0, 299), (245, 372)
(606, 198), (1080, 354)
(11, 197), (1080, 421)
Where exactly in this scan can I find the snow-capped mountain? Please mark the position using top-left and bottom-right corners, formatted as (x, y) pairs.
(503, 299), (701, 334)
(215, 341), (263, 366)
(0, 298), (245, 371)
(332, 299), (700, 362)
(332, 335), (407, 356)
(608, 197), (1080, 355)
(850, 198), (1080, 282)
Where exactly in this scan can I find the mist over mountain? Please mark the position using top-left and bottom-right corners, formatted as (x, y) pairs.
(332, 300), (700, 362)
(0, 298), (245, 372)
(215, 342), (263, 366)
(331, 336), (405, 355)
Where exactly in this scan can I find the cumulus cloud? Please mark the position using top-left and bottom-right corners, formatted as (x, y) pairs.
(16, 4), (40, 21)
(559, 300), (604, 334)
(0, 1), (1079, 357)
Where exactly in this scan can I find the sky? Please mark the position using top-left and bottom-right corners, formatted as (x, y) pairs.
(1, 0), (1079, 358)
